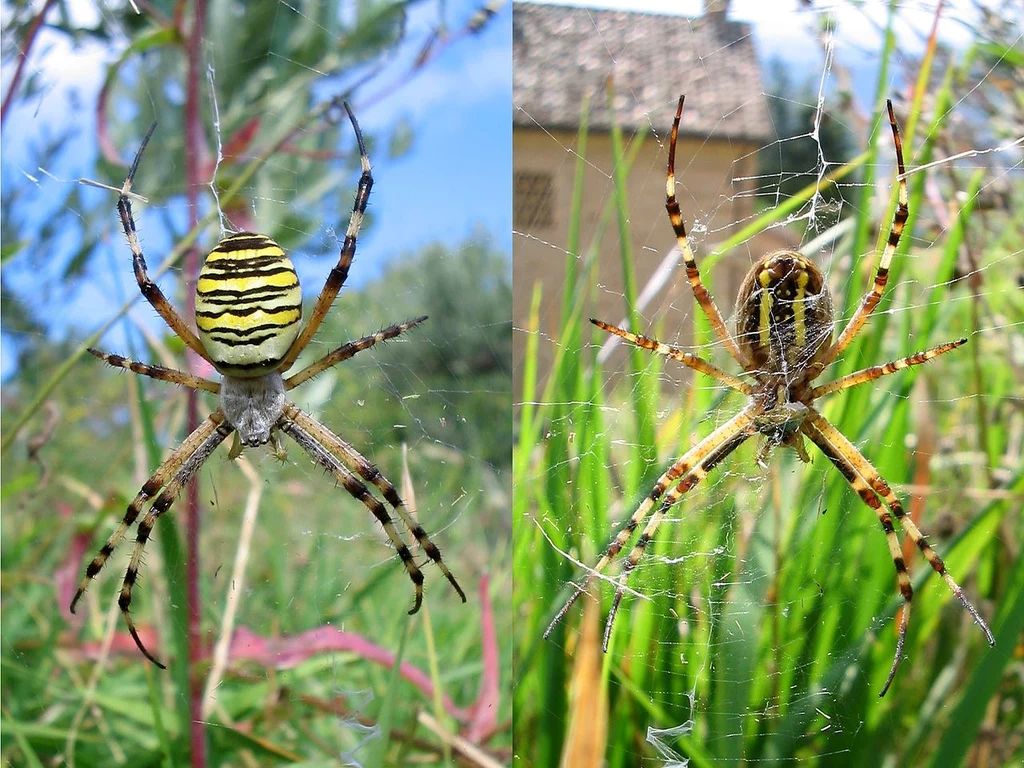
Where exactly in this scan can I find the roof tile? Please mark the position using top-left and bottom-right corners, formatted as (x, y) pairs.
(513, 1), (771, 142)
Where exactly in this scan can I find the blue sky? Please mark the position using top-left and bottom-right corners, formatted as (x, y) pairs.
(1, 0), (511, 378)
(1, 0), (1004, 378)
(353, 1), (512, 259)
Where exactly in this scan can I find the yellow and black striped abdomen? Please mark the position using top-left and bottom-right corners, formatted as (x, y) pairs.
(735, 251), (834, 376)
(195, 233), (302, 377)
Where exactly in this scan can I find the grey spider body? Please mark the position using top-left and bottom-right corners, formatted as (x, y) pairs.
(219, 372), (286, 449)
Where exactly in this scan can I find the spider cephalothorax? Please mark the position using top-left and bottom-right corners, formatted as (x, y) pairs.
(546, 96), (994, 697)
(71, 104), (466, 668)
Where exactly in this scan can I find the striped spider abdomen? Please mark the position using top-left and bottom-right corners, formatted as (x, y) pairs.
(195, 232), (302, 377)
(735, 251), (834, 379)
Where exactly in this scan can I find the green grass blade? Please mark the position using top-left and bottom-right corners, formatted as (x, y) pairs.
(928, 545), (1024, 767)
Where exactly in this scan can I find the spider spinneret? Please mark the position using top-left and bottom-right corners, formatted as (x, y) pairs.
(70, 103), (466, 669)
(545, 95), (994, 697)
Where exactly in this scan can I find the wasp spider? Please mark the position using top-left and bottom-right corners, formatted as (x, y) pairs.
(545, 97), (994, 696)
(70, 104), (466, 668)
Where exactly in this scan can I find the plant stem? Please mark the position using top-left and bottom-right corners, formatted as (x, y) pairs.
(0, 0), (57, 129)
(183, 1), (208, 766)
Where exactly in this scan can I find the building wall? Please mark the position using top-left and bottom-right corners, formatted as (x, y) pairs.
(513, 126), (784, 392)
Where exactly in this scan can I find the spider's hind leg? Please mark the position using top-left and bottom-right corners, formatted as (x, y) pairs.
(70, 413), (228, 616)
(117, 418), (232, 667)
(602, 409), (755, 651)
(277, 413), (429, 614)
(802, 407), (993, 696)
(280, 405), (466, 603)
(544, 404), (759, 645)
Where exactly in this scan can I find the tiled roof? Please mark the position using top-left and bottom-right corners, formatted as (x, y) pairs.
(513, 1), (771, 143)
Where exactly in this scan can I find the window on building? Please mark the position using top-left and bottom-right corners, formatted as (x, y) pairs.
(514, 171), (554, 230)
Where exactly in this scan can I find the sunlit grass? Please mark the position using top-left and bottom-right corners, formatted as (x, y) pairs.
(511, 22), (1021, 767)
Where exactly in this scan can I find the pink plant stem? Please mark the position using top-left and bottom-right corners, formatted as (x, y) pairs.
(183, 1), (208, 766)
(1, 0), (58, 129)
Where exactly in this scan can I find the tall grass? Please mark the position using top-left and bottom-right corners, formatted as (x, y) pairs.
(1, 248), (512, 766)
(512, 14), (1021, 766)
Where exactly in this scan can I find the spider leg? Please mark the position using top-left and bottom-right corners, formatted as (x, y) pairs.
(118, 417), (233, 667)
(282, 404), (466, 602)
(591, 319), (753, 394)
(544, 404), (759, 641)
(812, 338), (966, 399)
(116, 123), (213, 365)
(602, 418), (755, 651)
(666, 95), (754, 372)
(284, 316), (428, 391)
(820, 100), (908, 369)
(800, 413), (910, 695)
(277, 414), (427, 614)
(277, 102), (372, 371)
(70, 412), (228, 616)
(803, 407), (993, 697)
(88, 349), (220, 393)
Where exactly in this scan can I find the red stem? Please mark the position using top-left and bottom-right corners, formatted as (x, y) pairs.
(1, 0), (58, 130)
(183, 1), (208, 766)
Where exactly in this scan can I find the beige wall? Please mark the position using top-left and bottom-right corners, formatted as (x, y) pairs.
(513, 126), (787, 393)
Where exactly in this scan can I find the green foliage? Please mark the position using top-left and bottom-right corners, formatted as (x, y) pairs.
(512, 13), (1022, 765)
(1, 232), (512, 766)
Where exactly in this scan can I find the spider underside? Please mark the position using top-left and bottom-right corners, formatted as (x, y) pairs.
(545, 96), (994, 697)
(70, 103), (466, 669)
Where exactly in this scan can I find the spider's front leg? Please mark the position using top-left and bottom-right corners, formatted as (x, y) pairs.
(277, 102), (373, 372)
(115, 122), (213, 366)
(819, 100), (909, 369)
(665, 95), (755, 373)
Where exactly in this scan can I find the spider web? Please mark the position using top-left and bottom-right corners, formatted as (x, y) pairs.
(513, 1), (1021, 765)
(1, 1), (510, 765)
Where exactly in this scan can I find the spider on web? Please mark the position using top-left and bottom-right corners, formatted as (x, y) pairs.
(545, 95), (994, 696)
(70, 102), (466, 668)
